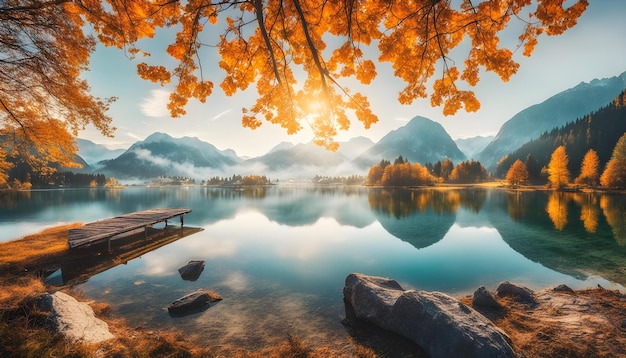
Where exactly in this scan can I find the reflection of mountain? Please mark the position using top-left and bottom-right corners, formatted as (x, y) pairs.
(485, 190), (626, 286)
(368, 189), (457, 249)
(252, 187), (376, 227)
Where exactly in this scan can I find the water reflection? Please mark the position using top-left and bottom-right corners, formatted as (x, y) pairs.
(484, 190), (626, 245)
(600, 195), (626, 246)
(488, 190), (626, 286)
(546, 192), (568, 231)
(572, 193), (600, 233)
(368, 189), (457, 249)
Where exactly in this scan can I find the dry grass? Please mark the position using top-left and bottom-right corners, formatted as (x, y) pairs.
(0, 223), (80, 266)
(466, 289), (626, 358)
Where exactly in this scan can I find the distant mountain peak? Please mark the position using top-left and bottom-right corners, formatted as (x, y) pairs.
(353, 115), (466, 168)
(268, 141), (295, 154)
(143, 132), (172, 143)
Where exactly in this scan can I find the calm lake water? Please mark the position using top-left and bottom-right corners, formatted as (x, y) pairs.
(2, 186), (625, 352)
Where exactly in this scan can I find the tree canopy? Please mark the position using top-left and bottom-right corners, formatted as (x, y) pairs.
(0, 0), (588, 181)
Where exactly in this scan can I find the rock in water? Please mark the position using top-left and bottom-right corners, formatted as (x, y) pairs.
(343, 273), (517, 358)
(167, 289), (222, 314)
(178, 260), (205, 281)
(40, 291), (114, 343)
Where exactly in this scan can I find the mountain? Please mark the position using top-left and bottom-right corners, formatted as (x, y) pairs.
(477, 71), (626, 170)
(454, 135), (494, 160)
(494, 90), (626, 178)
(336, 136), (374, 160)
(268, 142), (295, 154)
(248, 142), (347, 172)
(75, 138), (126, 166)
(247, 137), (374, 177)
(99, 132), (242, 179)
(352, 116), (466, 168)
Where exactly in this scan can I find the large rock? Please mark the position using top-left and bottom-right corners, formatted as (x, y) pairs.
(40, 291), (114, 344)
(343, 273), (517, 358)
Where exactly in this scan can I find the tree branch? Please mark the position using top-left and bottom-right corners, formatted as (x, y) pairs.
(253, 0), (282, 84)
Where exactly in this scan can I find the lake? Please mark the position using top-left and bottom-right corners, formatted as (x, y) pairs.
(2, 186), (625, 353)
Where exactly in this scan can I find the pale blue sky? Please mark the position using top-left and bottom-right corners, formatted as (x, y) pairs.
(80, 1), (626, 158)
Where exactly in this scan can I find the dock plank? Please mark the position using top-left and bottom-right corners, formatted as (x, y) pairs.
(68, 208), (191, 249)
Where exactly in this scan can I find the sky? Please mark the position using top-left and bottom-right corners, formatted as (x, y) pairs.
(79, 1), (626, 158)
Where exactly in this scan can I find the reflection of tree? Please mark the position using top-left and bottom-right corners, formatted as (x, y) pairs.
(546, 192), (568, 231)
(506, 191), (526, 221)
(600, 195), (626, 246)
(458, 189), (487, 213)
(0, 191), (30, 210)
(368, 189), (461, 218)
(572, 193), (599, 233)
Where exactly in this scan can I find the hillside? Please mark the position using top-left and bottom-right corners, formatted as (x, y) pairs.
(495, 90), (626, 178)
(478, 71), (626, 170)
(99, 132), (242, 179)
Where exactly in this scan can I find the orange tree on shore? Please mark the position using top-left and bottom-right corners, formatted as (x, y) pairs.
(547, 145), (570, 189)
(0, 0), (588, 184)
(600, 133), (626, 189)
(505, 159), (528, 187)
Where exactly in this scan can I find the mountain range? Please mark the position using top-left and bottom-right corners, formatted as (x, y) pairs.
(73, 71), (626, 181)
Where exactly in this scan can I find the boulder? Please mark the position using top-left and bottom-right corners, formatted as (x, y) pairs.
(473, 286), (502, 309)
(496, 281), (536, 303)
(178, 260), (205, 281)
(167, 289), (222, 315)
(40, 291), (114, 344)
(343, 273), (516, 358)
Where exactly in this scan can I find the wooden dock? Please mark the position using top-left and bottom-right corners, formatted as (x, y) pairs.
(68, 208), (191, 249)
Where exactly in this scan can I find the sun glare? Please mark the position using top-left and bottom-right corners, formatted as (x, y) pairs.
(306, 99), (326, 114)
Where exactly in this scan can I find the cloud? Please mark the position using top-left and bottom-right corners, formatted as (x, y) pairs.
(140, 89), (170, 117)
(212, 109), (232, 121)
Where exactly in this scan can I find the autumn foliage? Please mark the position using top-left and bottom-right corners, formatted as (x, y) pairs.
(0, 0), (589, 181)
(600, 133), (626, 189)
(506, 159), (528, 187)
(574, 149), (600, 187)
(367, 158), (434, 187)
(547, 145), (570, 189)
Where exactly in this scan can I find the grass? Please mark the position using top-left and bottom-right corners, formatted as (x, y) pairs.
(0, 223), (79, 267)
